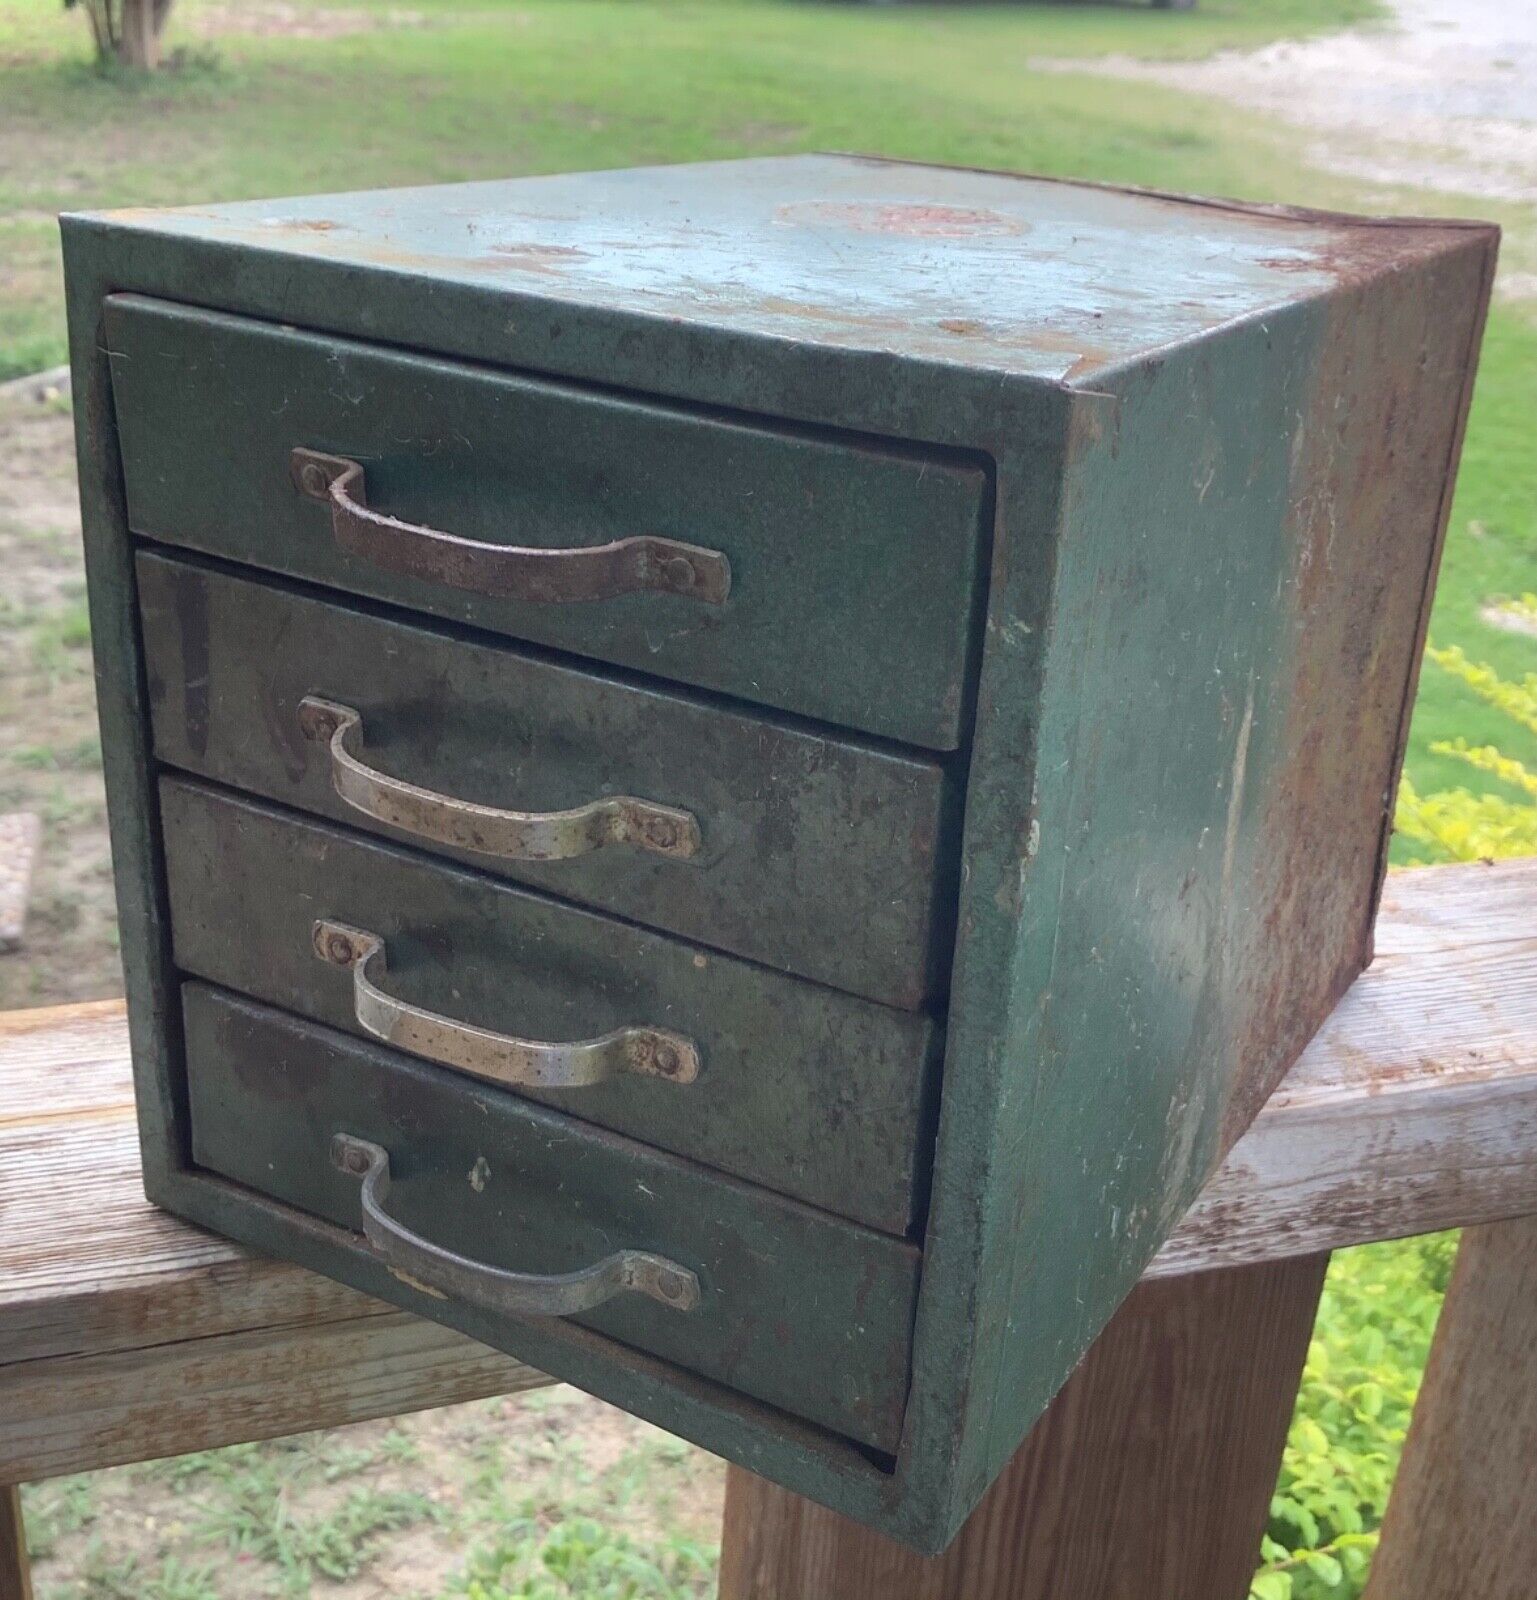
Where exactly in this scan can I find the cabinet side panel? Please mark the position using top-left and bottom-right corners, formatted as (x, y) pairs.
(60, 220), (188, 1189)
(947, 230), (1495, 1516)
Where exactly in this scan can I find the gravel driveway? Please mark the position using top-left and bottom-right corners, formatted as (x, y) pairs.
(1042, 0), (1536, 297)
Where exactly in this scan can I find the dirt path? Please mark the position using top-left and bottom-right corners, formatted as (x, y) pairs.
(1041, 0), (1537, 286)
(0, 386), (117, 1007)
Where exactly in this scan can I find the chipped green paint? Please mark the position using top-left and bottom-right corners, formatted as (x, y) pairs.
(105, 292), (990, 750)
(136, 552), (958, 1011)
(64, 156), (1496, 1551)
(159, 778), (941, 1234)
(183, 982), (921, 1453)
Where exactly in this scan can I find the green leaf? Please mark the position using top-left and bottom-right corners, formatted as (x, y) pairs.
(1295, 1419), (1330, 1456)
(1305, 1552), (1345, 1586)
(1251, 1574), (1293, 1600)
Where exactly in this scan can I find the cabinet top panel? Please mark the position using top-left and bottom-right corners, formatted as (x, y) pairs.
(74, 154), (1489, 385)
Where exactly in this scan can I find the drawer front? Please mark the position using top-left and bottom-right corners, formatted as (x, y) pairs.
(139, 553), (956, 1010)
(161, 780), (940, 1235)
(106, 294), (989, 749)
(183, 983), (919, 1453)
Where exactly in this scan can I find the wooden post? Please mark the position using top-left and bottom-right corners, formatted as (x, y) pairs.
(0, 1486), (33, 1600)
(1366, 1214), (1537, 1600)
(720, 1254), (1326, 1600)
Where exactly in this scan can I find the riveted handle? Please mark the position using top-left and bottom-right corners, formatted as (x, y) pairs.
(298, 698), (702, 863)
(313, 920), (699, 1089)
(331, 1134), (701, 1316)
(291, 449), (731, 605)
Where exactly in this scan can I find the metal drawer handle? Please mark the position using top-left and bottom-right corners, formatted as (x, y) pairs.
(313, 919), (700, 1089)
(291, 448), (731, 605)
(298, 697), (702, 863)
(331, 1133), (701, 1316)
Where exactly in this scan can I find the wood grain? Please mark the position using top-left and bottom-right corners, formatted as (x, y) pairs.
(1365, 1214), (1537, 1600)
(1371, 856), (1533, 957)
(1154, 916), (1537, 1275)
(0, 1003), (553, 1484)
(719, 1254), (1328, 1599)
(0, 1485), (32, 1600)
(2, 1306), (549, 1484)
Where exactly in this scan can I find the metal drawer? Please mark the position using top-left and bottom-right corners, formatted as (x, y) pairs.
(138, 553), (957, 1010)
(161, 779), (941, 1235)
(183, 982), (920, 1454)
(106, 294), (990, 750)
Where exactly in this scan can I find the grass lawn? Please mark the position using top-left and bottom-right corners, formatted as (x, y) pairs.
(23, 1390), (722, 1600)
(0, 1), (1531, 1596)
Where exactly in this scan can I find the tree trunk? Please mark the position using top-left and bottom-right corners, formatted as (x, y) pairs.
(80, 0), (115, 66)
(116, 0), (169, 70)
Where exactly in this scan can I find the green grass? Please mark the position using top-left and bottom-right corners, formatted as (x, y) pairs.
(1399, 307), (1537, 831)
(24, 1394), (724, 1599)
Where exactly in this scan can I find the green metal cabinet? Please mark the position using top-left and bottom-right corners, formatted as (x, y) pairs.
(63, 155), (1495, 1551)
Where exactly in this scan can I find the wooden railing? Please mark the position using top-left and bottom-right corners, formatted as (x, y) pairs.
(1, 858), (1533, 1600)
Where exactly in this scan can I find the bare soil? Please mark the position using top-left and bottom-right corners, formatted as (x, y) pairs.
(187, 3), (428, 41)
(1039, 0), (1537, 284)
(0, 387), (118, 1008)
(27, 1390), (725, 1598)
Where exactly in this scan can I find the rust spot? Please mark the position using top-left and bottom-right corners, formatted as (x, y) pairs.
(775, 200), (1027, 238)
(388, 1266), (449, 1300)
(483, 242), (593, 274)
(751, 294), (892, 331)
(1258, 218), (1493, 291)
(1213, 236), (1493, 1154)
(937, 318), (985, 337)
(281, 219), (344, 233)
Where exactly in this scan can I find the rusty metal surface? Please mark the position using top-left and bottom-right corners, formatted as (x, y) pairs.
(75, 155), (1437, 384)
(161, 779), (940, 1233)
(291, 448), (731, 606)
(924, 225), (1500, 1527)
(138, 555), (954, 1010)
(298, 697), (702, 864)
(313, 918), (700, 1089)
(331, 1133), (702, 1315)
(108, 296), (989, 749)
(64, 158), (1497, 1549)
(187, 983), (921, 1454)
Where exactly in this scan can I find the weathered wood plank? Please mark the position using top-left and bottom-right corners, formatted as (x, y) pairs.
(719, 1255), (1328, 1600)
(0, 998), (379, 1366)
(1364, 1214), (1537, 1600)
(2, 1308), (549, 1485)
(1152, 922), (1537, 1276)
(1372, 857), (1534, 958)
(0, 1004), (553, 1484)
